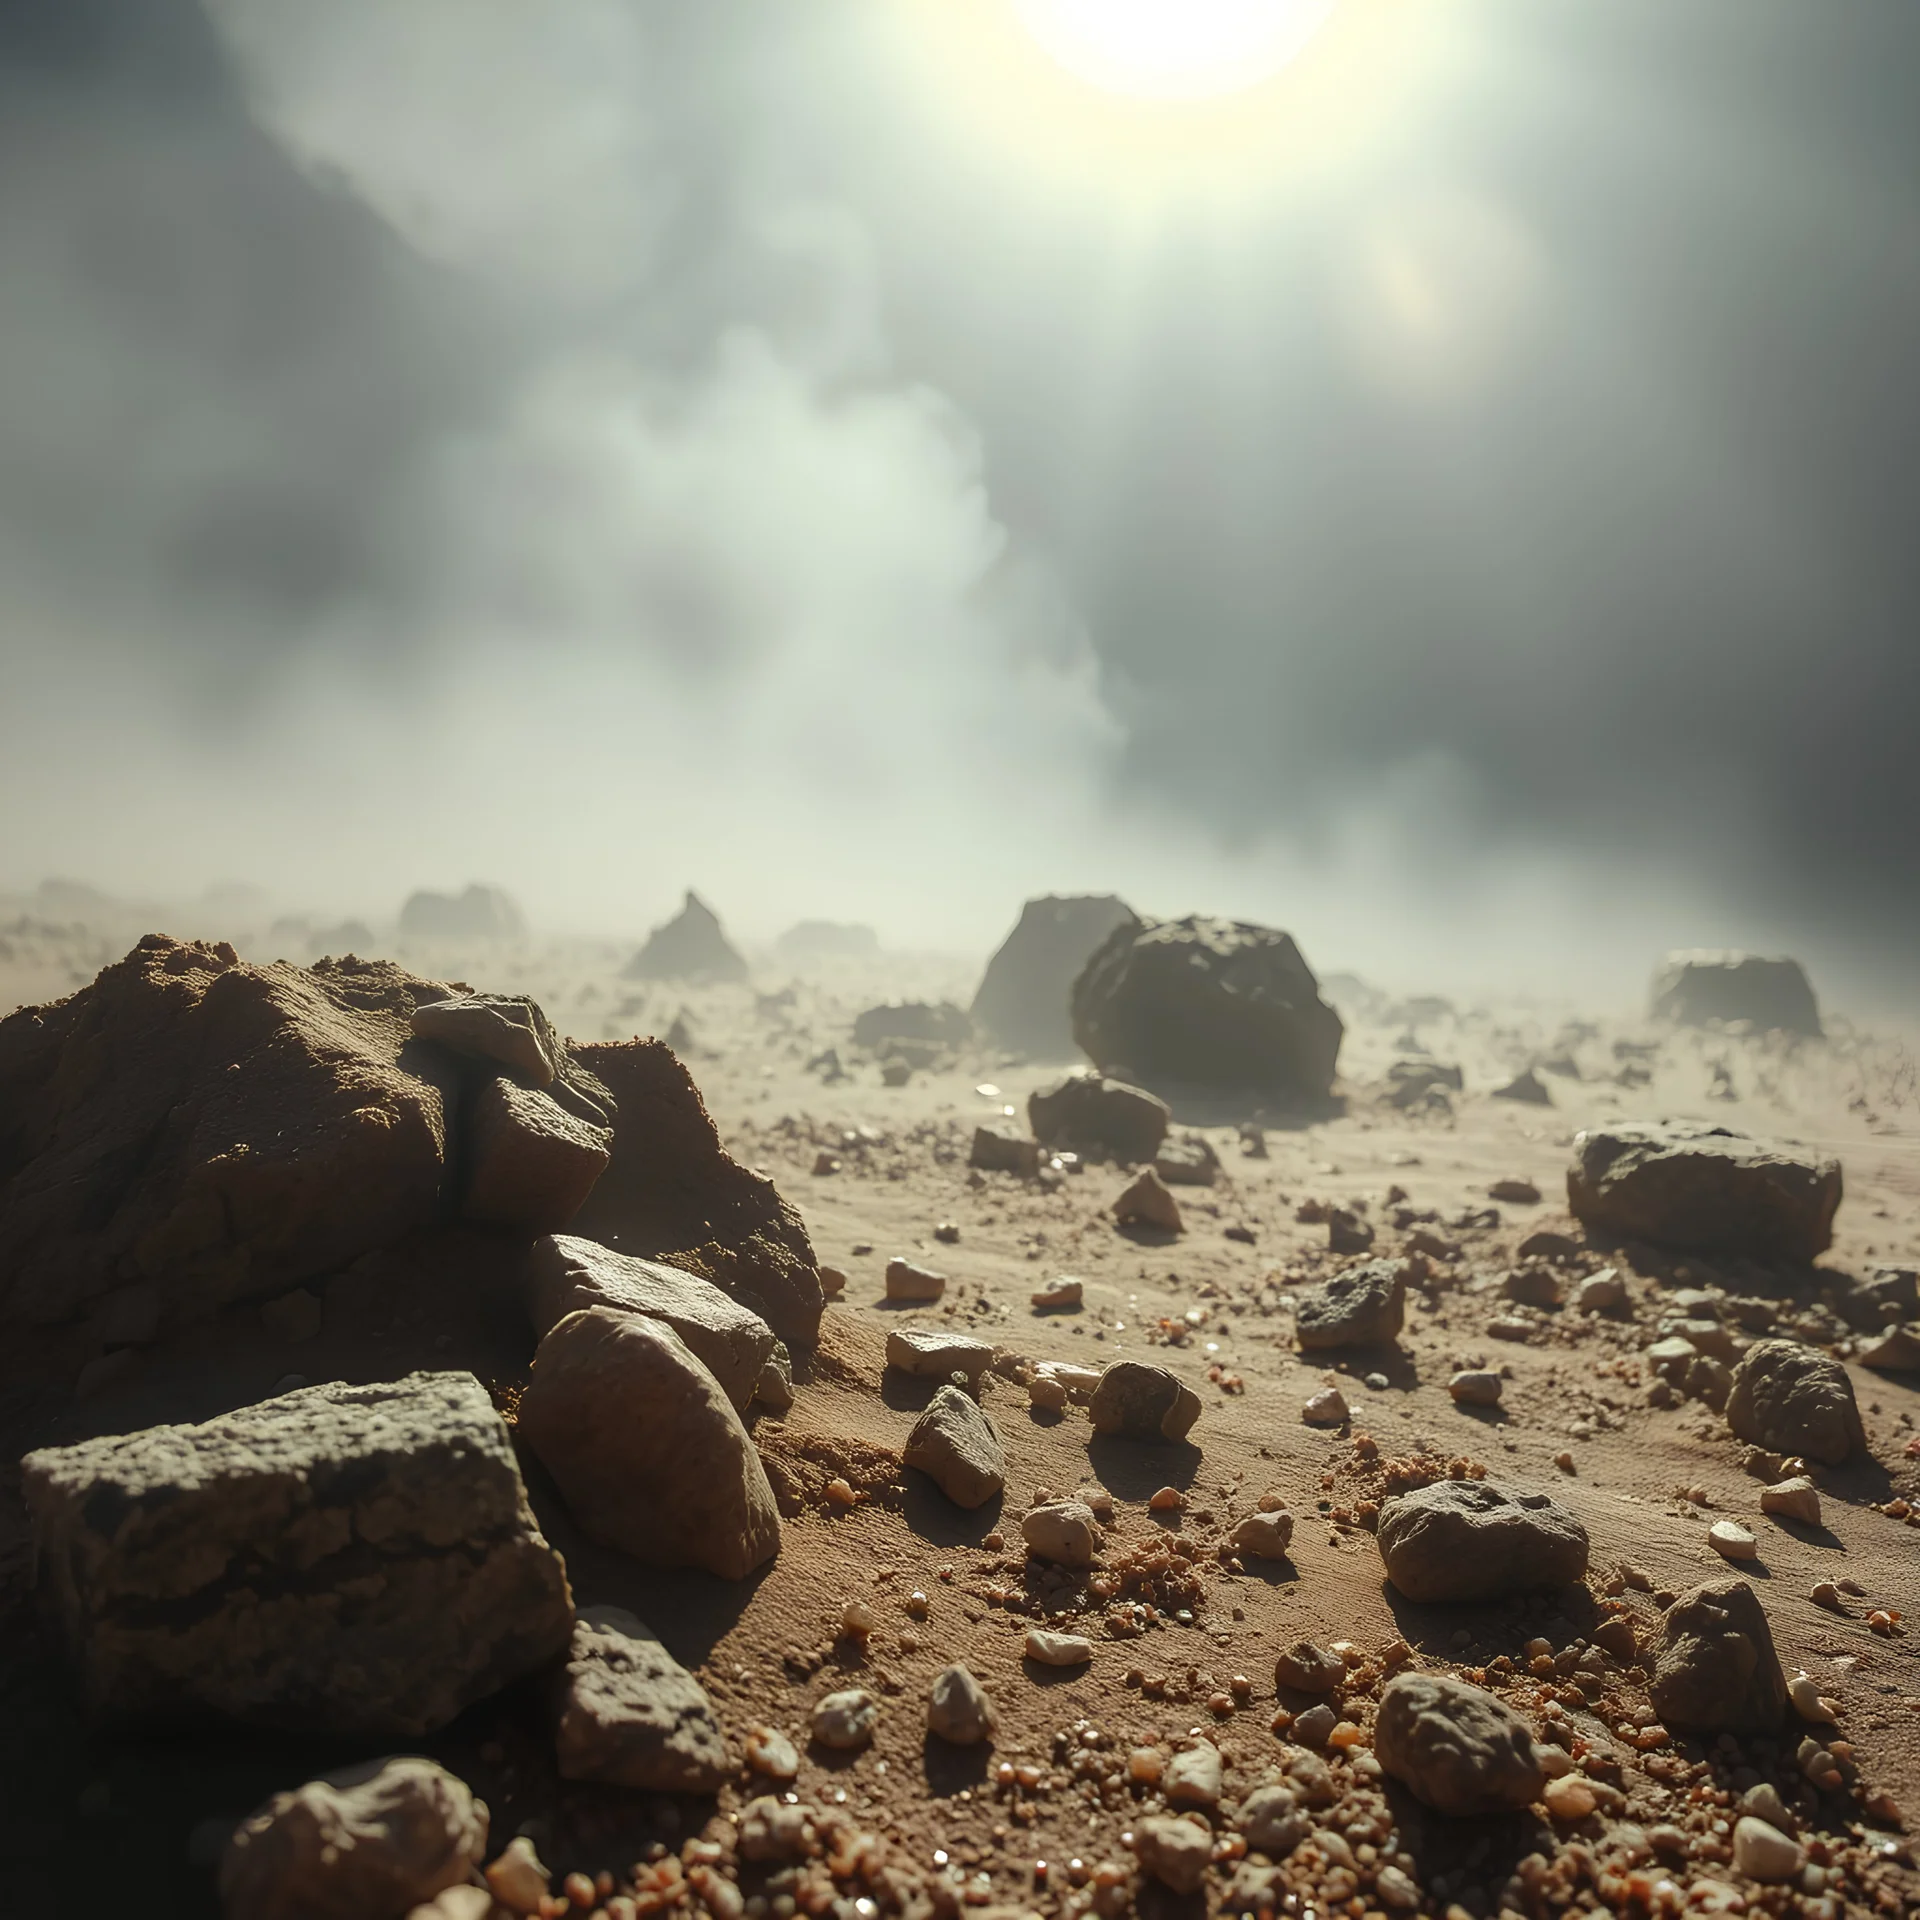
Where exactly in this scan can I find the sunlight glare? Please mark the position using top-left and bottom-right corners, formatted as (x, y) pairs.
(1013, 0), (1339, 102)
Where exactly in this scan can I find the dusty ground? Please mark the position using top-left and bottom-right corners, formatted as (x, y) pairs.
(1, 919), (1916, 1918)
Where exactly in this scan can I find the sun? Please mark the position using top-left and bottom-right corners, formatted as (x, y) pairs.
(1011, 0), (1340, 103)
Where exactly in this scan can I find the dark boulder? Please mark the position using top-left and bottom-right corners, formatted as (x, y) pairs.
(970, 895), (1136, 1058)
(1028, 1070), (1169, 1164)
(1650, 951), (1821, 1038)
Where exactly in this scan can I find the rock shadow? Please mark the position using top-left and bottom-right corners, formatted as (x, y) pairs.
(922, 1732), (993, 1796)
(901, 1470), (1004, 1547)
(1086, 1434), (1203, 1501)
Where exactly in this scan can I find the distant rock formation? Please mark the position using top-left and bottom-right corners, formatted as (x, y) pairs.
(971, 895), (1136, 1058)
(1649, 951), (1821, 1037)
(624, 892), (748, 983)
(398, 884), (527, 942)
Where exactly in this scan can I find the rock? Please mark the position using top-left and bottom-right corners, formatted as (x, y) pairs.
(1235, 1785), (1308, 1858)
(1650, 951), (1822, 1038)
(1567, 1121), (1842, 1263)
(1088, 1360), (1202, 1441)
(219, 1757), (487, 1920)
(1663, 1316), (1739, 1360)
(516, 1307), (780, 1580)
(1135, 1815), (1211, 1894)
(1448, 1370), (1503, 1407)
(398, 884), (526, 942)
(1031, 1277), (1083, 1310)
(1295, 1260), (1405, 1349)
(745, 1726), (801, 1780)
(485, 1836), (551, 1914)
(1648, 1335), (1700, 1380)
(1760, 1477), (1821, 1526)
(1022, 1501), (1098, 1567)
(1301, 1386), (1350, 1425)
(0, 937), (457, 1331)
(522, 1234), (777, 1412)
(1834, 1265), (1920, 1331)
(1274, 1642), (1345, 1693)
(1165, 1742), (1223, 1808)
(567, 1039), (822, 1347)
(1374, 1674), (1547, 1815)
(462, 1076), (611, 1232)
(1859, 1326), (1920, 1372)
(1376, 1480), (1589, 1603)
(1327, 1208), (1375, 1255)
(1520, 1228), (1583, 1260)
(818, 1265), (847, 1299)
(884, 1258), (947, 1302)
(927, 1663), (997, 1745)
(554, 1605), (730, 1791)
(1028, 1070), (1171, 1165)
(1490, 1177), (1542, 1204)
(409, 1887), (494, 1920)
(1493, 1069), (1552, 1105)
(969, 1126), (1040, 1176)
(971, 895), (1138, 1057)
(1575, 1268), (1629, 1312)
(21, 1372), (571, 1737)
(1505, 1267), (1562, 1307)
(1725, 1340), (1866, 1465)
(1648, 1579), (1788, 1732)
(1112, 1166), (1183, 1233)
(1155, 1135), (1221, 1187)
(1028, 1374), (1068, 1412)
(810, 1687), (878, 1750)
(1731, 1817), (1804, 1882)
(756, 1348), (794, 1411)
(1293, 1706), (1338, 1746)
(1709, 1521), (1758, 1560)
(1385, 1059), (1463, 1111)
(1024, 1629), (1093, 1666)
(623, 891), (748, 983)
(903, 1387), (1006, 1509)
(886, 1325), (994, 1384)
(410, 992), (560, 1087)
(1230, 1511), (1295, 1560)
(1071, 914), (1342, 1096)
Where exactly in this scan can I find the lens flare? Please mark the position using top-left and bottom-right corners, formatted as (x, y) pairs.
(1012, 0), (1339, 102)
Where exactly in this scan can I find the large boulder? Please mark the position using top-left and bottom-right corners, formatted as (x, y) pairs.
(398, 884), (527, 943)
(1375, 1480), (1589, 1603)
(568, 1039), (822, 1347)
(1725, 1340), (1867, 1465)
(525, 1234), (778, 1412)
(1648, 1579), (1787, 1733)
(554, 1604), (731, 1791)
(516, 1306), (781, 1580)
(0, 936), (455, 1331)
(1070, 915), (1342, 1097)
(1027, 1070), (1169, 1164)
(851, 1001), (971, 1050)
(623, 891), (748, 983)
(20, 1372), (573, 1737)
(1567, 1120), (1841, 1262)
(970, 895), (1136, 1058)
(1650, 951), (1822, 1038)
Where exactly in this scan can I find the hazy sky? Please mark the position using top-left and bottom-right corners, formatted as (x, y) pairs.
(2, 0), (1916, 1004)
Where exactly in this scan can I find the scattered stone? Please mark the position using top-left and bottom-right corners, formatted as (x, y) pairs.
(1112, 1166), (1184, 1233)
(1290, 1703), (1339, 1747)
(1650, 951), (1821, 1038)
(1027, 1373), (1069, 1413)
(1234, 1785), (1307, 1859)
(1325, 1207), (1374, 1255)
(1544, 1775), (1598, 1821)
(1294, 1260), (1405, 1349)
(1709, 1521), (1759, 1560)
(1134, 1816), (1211, 1894)
(1302, 1385), (1350, 1425)
(884, 1258), (947, 1303)
(1374, 1673), (1547, 1815)
(1027, 1070), (1170, 1165)
(818, 1266), (847, 1299)
(1490, 1178), (1542, 1204)
(903, 1387), (1006, 1509)
(1164, 1742), (1223, 1809)
(1024, 1629), (1093, 1667)
(1031, 1277), (1083, 1311)
(1088, 1360), (1202, 1441)
(1760, 1477), (1821, 1526)
(851, 1000), (971, 1049)
(1731, 1816), (1805, 1882)
(969, 1126), (1040, 1177)
(809, 1689), (879, 1750)
(1504, 1267), (1562, 1307)
(1567, 1121), (1842, 1263)
(1487, 1315), (1535, 1343)
(1576, 1268), (1629, 1312)
(517, 1307), (781, 1580)
(1648, 1579), (1788, 1732)
(408, 1887), (493, 1920)
(1859, 1326), (1920, 1372)
(1274, 1642), (1344, 1693)
(1448, 1370), (1503, 1407)
(1787, 1672), (1840, 1725)
(21, 1372), (571, 1737)
(745, 1726), (800, 1781)
(886, 1325), (993, 1384)
(1230, 1511), (1295, 1560)
(219, 1757), (487, 1920)
(1022, 1501), (1098, 1567)
(756, 1348), (794, 1411)
(1725, 1340), (1866, 1465)
(927, 1664), (996, 1745)
(1493, 1069), (1552, 1105)
(554, 1605), (729, 1791)
(1520, 1228), (1584, 1261)
(972, 895), (1138, 1056)
(1376, 1480), (1589, 1603)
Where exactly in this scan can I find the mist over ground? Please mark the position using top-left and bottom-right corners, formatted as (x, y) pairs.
(3, 0), (1917, 1013)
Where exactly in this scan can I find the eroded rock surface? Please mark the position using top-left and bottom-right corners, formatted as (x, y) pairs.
(554, 1605), (730, 1791)
(1376, 1480), (1589, 1603)
(1375, 1674), (1547, 1815)
(1649, 1579), (1788, 1733)
(1725, 1340), (1867, 1465)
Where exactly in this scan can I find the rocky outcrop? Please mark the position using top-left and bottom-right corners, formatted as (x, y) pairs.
(21, 1372), (573, 1736)
(1027, 1071), (1170, 1165)
(1567, 1120), (1841, 1262)
(623, 891), (749, 983)
(553, 1605), (731, 1791)
(516, 1306), (781, 1580)
(568, 1039), (822, 1347)
(1376, 1480), (1589, 1603)
(399, 884), (527, 942)
(970, 895), (1137, 1058)
(1650, 951), (1822, 1038)
(1070, 915), (1342, 1097)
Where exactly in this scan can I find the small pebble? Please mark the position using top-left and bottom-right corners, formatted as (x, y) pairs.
(1543, 1775), (1596, 1821)
(1761, 1476), (1822, 1526)
(1148, 1486), (1184, 1513)
(811, 1689), (879, 1750)
(1448, 1370), (1502, 1407)
(743, 1726), (800, 1781)
(1787, 1672), (1840, 1725)
(1028, 1374), (1069, 1412)
(1731, 1816), (1803, 1883)
(841, 1599), (878, 1638)
(1709, 1520), (1758, 1560)
(1025, 1629), (1094, 1667)
(1554, 1450), (1576, 1473)
(1301, 1386), (1349, 1425)
(1031, 1278), (1083, 1310)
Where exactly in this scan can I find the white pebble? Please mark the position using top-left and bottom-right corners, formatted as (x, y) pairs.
(1024, 1629), (1094, 1667)
(1731, 1816), (1802, 1883)
(1709, 1520), (1758, 1560)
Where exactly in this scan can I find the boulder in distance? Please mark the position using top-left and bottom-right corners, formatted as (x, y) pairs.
(624, 891), (748, 984)
(1650, 951), (1821, 1038)
(398, 885), (527, 943)
(970, 895), (1136, 1058)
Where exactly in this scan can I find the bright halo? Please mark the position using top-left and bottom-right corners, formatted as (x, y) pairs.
(1012, 0), (1340, 102)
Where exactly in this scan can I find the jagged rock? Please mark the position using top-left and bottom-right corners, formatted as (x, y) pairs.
(1859, 1326), (1920, 1372)
(1567, 1121), (1842, 1262)
(969, 1125), (1041, 1176)
(1022, 1501), (1098, 1567)
(0, 936), (454, 1331)
(1760, 1477), (1821, 1525)
(399, 884), (526, 942)
(850, 1001), (970, 1049)
(1649, 1579), (1787, 1732)
(926, 1663), (997, 1745)
(1376, 1480), (1589, 1602)
(1493, 1069), (1553, 1105)
(1028, 1070), (1170, 1164)
(1154, 1135), (1221, 1187)
(1576, 1268), (1629, 1312)
(1725, 1340), (1866, 1465)
(517, 1307), (780, 1580)
(903, 1387), (1006, 1509)
(884, 1258), (946, 1302)
(1326, 1208), (1376, 1255)
(462, 1077), (611, 1232)
(1071, 915), (1343, 1097)
(1088, 1360), (1202, 1441)
(220, 1756), (487, 1920)
(1231, 1512), (1295, 1560)
(526, 1234), (776, 1413)
(885, 1326), (993, 1385)
(623, 891), (748, 983)
(21, 1372), (572, 1736)
(1375, 1674), (1546, 1815)
(1136, 1816), (1211, 1894)
(1295, 1260), (1405, 1349)
(1165, 1742), (1223, 1809)
(1113, 1165), (1184, 1233)
(554, 1605), (730, 1791)
(411, 993), (559, 1086)
(1650, 951), (1822, 1038)
(970, 895), (1137, 1057)
(568, 1039), (822, 1347)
